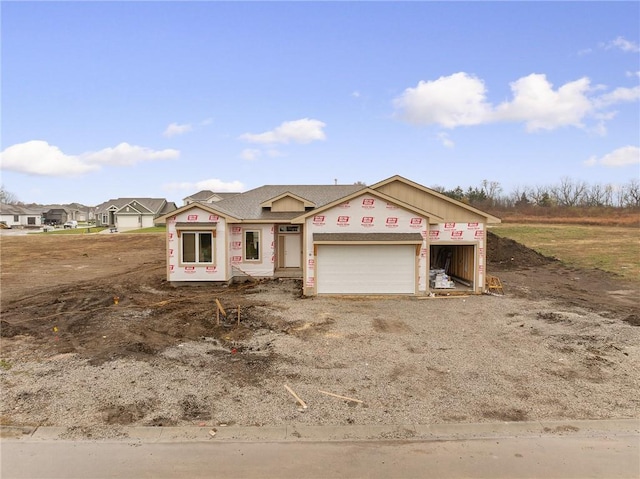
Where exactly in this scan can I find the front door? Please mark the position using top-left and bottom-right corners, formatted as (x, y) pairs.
(279, 234), (301, 268)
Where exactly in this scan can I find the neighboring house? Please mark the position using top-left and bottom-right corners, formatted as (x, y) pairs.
(155, 176), (501, 296)
(182, 190), (239, 206)
(95, 198), (177, 230)
(41, 203), (95, 225)
(0, 203), (43, 228)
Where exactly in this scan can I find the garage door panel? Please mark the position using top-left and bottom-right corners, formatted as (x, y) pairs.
(117, 216), (139, 229)
(317, 244), (415, 294)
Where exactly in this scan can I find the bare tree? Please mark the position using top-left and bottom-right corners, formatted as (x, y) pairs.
(554, 177), (587, 207)
(603, 184), (615, 207)
(480, 179), (502, 206)
(528, 185), (553, 206)
(0, 185), (18, 204)
(584, 183), (607, 207)
(623, 178), (640, 208)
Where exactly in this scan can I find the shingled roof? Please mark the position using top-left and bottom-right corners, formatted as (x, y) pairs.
(210, 184), (364, 220)
(94, 198), (174, 215)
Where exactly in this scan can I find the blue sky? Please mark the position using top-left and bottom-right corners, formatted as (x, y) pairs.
(1, 1), (639, 206)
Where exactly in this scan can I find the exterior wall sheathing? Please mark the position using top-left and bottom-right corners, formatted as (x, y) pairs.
(303, 194), (429, 296)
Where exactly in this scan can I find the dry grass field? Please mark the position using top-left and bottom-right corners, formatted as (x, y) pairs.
(490, 223), (640, 282)
(492, 207), (640, 228)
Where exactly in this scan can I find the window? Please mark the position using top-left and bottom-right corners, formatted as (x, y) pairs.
(244, 230), (260, 261)
(182, 232), (214, 264)
(27, 217), (36, 225)
(13, 215), (19, 222)
(278, 225), (300, 233)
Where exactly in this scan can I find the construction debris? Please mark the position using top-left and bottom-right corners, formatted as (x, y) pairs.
(485, 275), (504, 294)
(318, 390), (363, 404)
(284, 384), (307, 409)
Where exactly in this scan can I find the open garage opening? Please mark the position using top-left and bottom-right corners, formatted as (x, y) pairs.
(430, 244), (476, 293)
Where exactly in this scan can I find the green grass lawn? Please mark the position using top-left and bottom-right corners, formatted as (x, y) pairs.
(490, 223), (640, 282)
(125, 226), (166, 234)
(37, 226), (107, 235)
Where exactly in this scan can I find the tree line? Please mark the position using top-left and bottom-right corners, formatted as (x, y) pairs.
(432, 177), (640, 210)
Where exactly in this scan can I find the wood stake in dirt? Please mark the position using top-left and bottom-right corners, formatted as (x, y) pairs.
(318, 390), (363, 404)
(215, 299), (226, 317)
(237, 305), (240, 326)
(284, 384), (307, 409)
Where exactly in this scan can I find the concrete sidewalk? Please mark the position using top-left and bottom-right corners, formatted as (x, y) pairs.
(2, 418), (638, 443)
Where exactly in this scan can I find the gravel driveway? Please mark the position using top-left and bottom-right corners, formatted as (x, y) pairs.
(2, 280), (638, 438)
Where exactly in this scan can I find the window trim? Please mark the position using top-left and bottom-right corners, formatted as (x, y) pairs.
(179, 230), (216, 266)
(243, 229), (261, 263)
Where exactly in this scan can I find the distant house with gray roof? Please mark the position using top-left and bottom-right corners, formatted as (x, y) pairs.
(182, 190), (239, 206)
(40, 203), (95, 225)
(0, 203), (43, 228)
(94, 198), (177, 230)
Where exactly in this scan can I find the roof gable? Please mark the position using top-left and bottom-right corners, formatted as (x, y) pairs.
(260, 192), (316, 212)
(370, 175), (501, 223)
(117, 200), (153, 215)
(95, 198), (169, 215)
(290, 188), (445, 223)
(155, 201), (240, 224)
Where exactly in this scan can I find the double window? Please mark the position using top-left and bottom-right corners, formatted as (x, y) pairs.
(182, 232), (214, 264)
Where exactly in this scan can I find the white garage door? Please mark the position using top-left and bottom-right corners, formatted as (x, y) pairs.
(117, 215), (139, 229)
(316, 244), (416, 294)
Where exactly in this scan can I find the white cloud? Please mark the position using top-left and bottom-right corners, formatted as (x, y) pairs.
(394, 72), (639, 134)
(585, 146), (640, 168)
(0, 140), (99, 176)
(494, 74), (593, 131)
(240, 149), (262, 161)
(604, 36), (640, 53)
(163, 122), (193, 138)
(594, 85), (640, 108)
(0, 140), (179, 177)
(239, 118), (327, 144)
(393, 72), (491, 128)
(352, 91), (361, 98)
(436, 132), (454, 148)
(82, 143), (179, 166)
(164, 178), (245, 193)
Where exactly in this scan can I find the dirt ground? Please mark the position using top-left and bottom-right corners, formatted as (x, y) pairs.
(0, 231), (638, 434)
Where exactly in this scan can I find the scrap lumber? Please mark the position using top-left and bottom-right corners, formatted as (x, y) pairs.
(317, 390), (363, 404)
(284, 384), (308, 409)
(485, 275), (504, 295)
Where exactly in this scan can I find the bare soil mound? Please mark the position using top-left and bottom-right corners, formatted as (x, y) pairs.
(486, 230), (557, 270)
